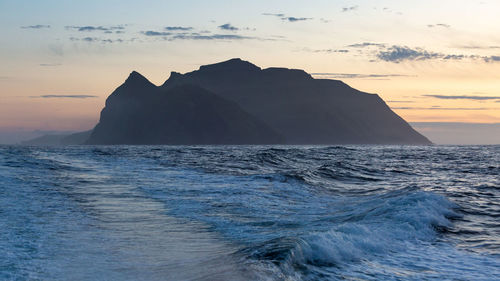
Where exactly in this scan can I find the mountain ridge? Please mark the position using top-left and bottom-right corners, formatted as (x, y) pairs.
(85, 58), (431, 145)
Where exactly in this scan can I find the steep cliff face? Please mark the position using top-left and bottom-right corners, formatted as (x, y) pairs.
(86, 73), (283, 145)
(86, 59), (431, 145)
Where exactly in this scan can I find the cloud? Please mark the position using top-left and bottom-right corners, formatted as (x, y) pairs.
(165, 26), (193, 31)
(262, 13), (285, 17)
(427, 23), (451, 28)
(69, 37), (129, 44)
(310, 49), (349, 53)
(347, 42), (386, 48)
(374, 6), (403, 15)
(283, 17), (312, 22)
(311, 73), (413, 79)
(375, 45), (500, 63)
(0, 76), (8, 80)
(455, 45), (500, 50)
(484, 56), (500, 62)
(140, 27), (255, 41)
(342, 6), (358, 12)
(218, 23), (238, 31)
(171, 34), (252, 40)
(66, 25), (125, 32)
(387, 100), (415, 103)
(32, 95), (98, 99)
(262, 13), (312, 22)
(442, 54), (466, 60)
(142, 31), (172, 36)
(39, 63), (62, 67)
(21, 25), (50, 29)
(423, 95), (500, 100)
(391, 107), (493, 110)
(377, 46), (442, 62)
(76, 26), (107, 32)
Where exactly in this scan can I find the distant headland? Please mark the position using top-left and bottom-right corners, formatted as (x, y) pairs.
(24, 59), (432, 145)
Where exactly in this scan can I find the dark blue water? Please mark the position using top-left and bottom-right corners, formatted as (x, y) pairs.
(0, 145), (498, 280)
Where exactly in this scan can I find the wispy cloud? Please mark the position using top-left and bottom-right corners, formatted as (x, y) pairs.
(65, 25), (125, 33)
(165, 26), (193, 31)
(423, 95), (500, 100)
(262, 13), (285, 17)
(48, 44), (64, 56)
(377, 46), (442, 62)
(39, 63), (62, 67)
(427, 23), (451, 28)
(342, 6), (358, 12)
(140, 27), (255, 41)
(376, 7), (403, 16)
(321, 42), (500, 64)
(283, 17), (312, 22)
(21, 25), (50, 29)
(171, 34), (252, 40)
(309, 49), (349, 53)
(347, 42), (386, 48)
(70, 37), (98, 42)
(454, 44), (500, 50)
(32, 95), (98, 99)
(69, 37), (130, 44)
(311, 73), (413, 79)
(484, 56), (500, 62)
(71, 26), (107, 31)
(387, 100), (416, 103)
(142, 31), (172, 36)
(391, 106), (493, 110)
(262, 13), (313, 22)
(376, 45), (500, 63)
(218, 23), (238, 31)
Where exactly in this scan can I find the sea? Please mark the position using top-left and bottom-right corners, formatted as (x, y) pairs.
(0, 145), (498, 280)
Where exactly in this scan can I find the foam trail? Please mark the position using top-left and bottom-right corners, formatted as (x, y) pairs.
(27, 151), (255, 280)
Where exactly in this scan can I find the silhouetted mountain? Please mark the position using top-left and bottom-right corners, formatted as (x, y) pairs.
(87, 75), (283, 144)
(21, 130), (92, 145)
(87, 59), (431, 145)
(161, 58), (431, 144)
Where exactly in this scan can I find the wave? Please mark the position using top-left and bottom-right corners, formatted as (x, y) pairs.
(244, 190), (498, 280)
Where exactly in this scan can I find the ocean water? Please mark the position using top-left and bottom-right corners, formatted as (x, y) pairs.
(0, 145), (498, 281)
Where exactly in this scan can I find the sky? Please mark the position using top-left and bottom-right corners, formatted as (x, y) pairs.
(0, 0), (499, 144)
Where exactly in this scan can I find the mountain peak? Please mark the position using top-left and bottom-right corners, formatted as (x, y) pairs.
(124, 71), (154, 87)
(198, 58), (261, 72)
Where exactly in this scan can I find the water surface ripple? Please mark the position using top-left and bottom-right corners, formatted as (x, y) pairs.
(0, 145), (498, 280)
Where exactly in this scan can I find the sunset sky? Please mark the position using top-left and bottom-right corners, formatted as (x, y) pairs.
(1, 0), (499, 144)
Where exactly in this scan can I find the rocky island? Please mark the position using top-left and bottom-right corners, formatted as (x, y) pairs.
(28, 59), (432, 145)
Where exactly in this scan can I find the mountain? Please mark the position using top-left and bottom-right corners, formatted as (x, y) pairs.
(86, 72), (283, 144)
(86, 59), (431, 145)
(21, 130), (92, 145)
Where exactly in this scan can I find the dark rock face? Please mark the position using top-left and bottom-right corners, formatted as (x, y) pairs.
(87, 59), (431, 145)
(87, 73), (283, 144)
(161, 58), (431, 144)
